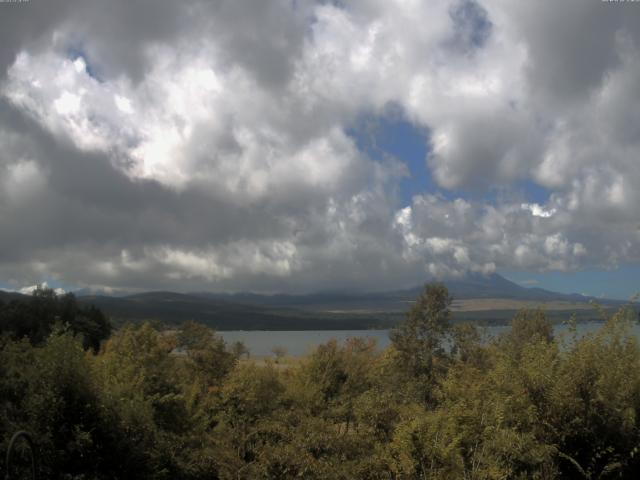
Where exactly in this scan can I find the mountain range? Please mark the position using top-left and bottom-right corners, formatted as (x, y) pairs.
(1, 274), (629, 330)
(193, 273), (597, 308)
(0, 274), (624, 330)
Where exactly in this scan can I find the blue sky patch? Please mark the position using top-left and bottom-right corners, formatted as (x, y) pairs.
(502, 265), (640, 301)
(346, 109), (438, 206)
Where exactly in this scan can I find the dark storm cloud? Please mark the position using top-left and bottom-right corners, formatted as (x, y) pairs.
(499, 0), (640, 106)
(0, 0), (639, 292)
(0, 1), (75, 76)
(0, 0), (309, 85)
(0, 0), (183, 82)
(200, 0), (311, 89)
(0, 98), (294, 259)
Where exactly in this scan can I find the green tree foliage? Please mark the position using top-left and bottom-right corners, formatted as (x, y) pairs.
(390, 282), (452, 404)
(0, 327), (143, 479)
(0, 287), (111, 351)
(2, 283), (640, 479)
(498, 308), (554, 357)
(177, 320), (237, 387)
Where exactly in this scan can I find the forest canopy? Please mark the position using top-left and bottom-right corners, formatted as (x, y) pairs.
(1, 285), (640, 479)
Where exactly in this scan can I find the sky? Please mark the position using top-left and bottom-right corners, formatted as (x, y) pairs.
(0, 0), (639, 299)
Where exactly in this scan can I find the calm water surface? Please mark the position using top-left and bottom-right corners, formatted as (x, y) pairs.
(219, 322), (640, 357)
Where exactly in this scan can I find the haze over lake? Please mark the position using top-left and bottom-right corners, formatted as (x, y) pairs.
(219, 321), (640, 357)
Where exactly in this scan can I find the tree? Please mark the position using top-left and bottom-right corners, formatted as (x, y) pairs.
(450, 322), (488, 368)
(498, 309), (553, 361)
(390, 283), (452, 404)
(73, 303), (112, 352)
(177, 320), (237, 386)
(231, 340), (249, 359)
(91, 323), (188, 477)
(0, 288), (111, 350)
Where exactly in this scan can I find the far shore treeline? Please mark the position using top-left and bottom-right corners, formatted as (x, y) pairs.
(2, 284), (640, 478)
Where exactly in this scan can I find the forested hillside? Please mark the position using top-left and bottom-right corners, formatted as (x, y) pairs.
(2, 285), (640, 478)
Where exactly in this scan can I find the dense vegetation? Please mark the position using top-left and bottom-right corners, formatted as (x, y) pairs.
(0, 287), (111, 351)
(1, 285), (640, 479)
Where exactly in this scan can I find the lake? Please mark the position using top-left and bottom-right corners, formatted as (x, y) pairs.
(219, 321), (640, 357)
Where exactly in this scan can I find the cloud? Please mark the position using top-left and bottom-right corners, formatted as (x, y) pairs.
(521, 203), (556, 218)
(394, 194), (591, 276)
(16, 282), (65, 296)
(0, 0), (638, 293)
